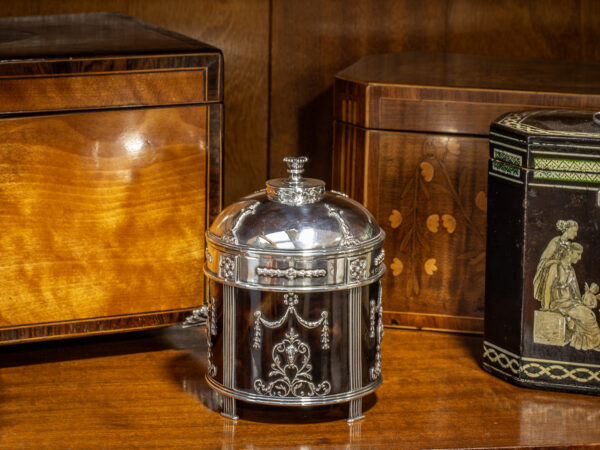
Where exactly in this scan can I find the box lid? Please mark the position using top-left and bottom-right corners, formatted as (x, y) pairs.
(334, 52), (600, 135)
(491, 109), (600, 174)
(0, 12), (222, 113)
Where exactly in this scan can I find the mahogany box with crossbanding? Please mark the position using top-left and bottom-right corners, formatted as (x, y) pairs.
(0, 12), (222, 343)
(333, 52), (600, 333)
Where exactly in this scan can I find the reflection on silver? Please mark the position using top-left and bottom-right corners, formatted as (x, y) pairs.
(369, 281), (384, 382)
(208, 190), (383, 253)
(222, 201), (259, 245)
(348, 419), (362, 443)
(331, 189), (349, 198)
(256, 266), (327, 280)
(254, 327), (332, 398)
(325, 204), (361, 248)
(252, 292), (329, 350)
(205, 247), (213, 263)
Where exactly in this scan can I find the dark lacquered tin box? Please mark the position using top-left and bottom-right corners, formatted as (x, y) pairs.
(484, 109), (600, 394)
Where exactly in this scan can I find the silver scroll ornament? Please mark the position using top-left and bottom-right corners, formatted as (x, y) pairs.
(222, 200), (260, 245)
(256, 266), (327, 281)
(252, 292), (331, 397)
(254, 327), (331, 398)
(325, 204), (361, 248)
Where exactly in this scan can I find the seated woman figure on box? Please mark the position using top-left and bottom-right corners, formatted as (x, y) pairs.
(534, 239), (600, 351)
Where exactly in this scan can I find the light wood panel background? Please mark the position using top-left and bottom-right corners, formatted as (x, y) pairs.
(1, 0), (599, 203)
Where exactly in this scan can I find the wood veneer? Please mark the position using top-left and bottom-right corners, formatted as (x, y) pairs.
(1, 326), (599, 448)
(333, 52), (600, 333)
(0, 13), (223, 343)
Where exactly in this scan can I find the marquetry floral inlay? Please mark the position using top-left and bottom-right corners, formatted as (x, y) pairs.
(387, 137), (486, 297)
(391, 258), (403, 276)
(389, 209), (402, 228)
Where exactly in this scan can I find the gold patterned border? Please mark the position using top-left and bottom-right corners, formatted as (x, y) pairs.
(483, 341), (600, 385)
(498, 111), (600, 138)
(534, 157), (600, 172)
(533, 169), (600, 184)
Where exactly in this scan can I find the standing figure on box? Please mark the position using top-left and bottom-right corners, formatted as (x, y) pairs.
(533, 219), (578, 309)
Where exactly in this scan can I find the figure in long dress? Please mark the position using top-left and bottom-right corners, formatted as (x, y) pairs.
(533, 220), (578, 309)
(536, 240), (600, 351)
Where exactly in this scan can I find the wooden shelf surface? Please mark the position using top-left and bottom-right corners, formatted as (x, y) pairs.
(1, 326), (599, 448)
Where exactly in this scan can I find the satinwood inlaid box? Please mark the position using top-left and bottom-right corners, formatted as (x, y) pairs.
(333, 52), (600, 333)
(0, 13), (222, 343)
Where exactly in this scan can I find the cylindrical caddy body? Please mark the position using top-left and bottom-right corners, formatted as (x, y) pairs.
(203, 157), (385, 421)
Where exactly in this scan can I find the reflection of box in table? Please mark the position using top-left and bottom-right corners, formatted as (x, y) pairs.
(333, 52), (600, 333)
(533, 310), (567, 346)
(0, 13), (222, 344)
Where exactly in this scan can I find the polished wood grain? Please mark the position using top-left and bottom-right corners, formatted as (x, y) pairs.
(0, 4), (268, 205)
(0, 309), (192, 344)
(1, 326), (599, 448)
(0, 106), (208, 334)
(0, 13), (222, 113)
(0, 12), (213, 57)
(335, 53), (600, 135)
(0, 70), (208, 114)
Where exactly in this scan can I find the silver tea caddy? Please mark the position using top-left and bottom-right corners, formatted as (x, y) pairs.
(189, 156), (385, 422)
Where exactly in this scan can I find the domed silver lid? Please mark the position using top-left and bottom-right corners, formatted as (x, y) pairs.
(207, 157), (383, 253)
(205, 157), (385, 292)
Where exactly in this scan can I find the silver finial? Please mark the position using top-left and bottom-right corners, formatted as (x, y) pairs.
(284, 156), (308, 184)
(265, 156), (325, 205)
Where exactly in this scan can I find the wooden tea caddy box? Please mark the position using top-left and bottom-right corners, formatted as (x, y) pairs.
(0, 13), (222, 344)
(333, 52), (600, 333)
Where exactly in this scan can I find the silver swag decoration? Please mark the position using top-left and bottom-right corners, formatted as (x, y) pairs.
(252, 292), (331, 398)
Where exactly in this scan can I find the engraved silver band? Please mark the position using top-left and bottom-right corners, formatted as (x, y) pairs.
(206, 375), (382, 406)
(205, 268), (385, 292)
(266, 183), (325, 206)
(205, 238), (385, 291)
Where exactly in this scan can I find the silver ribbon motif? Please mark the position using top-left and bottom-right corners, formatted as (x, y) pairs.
(256, 266), (327, 280)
